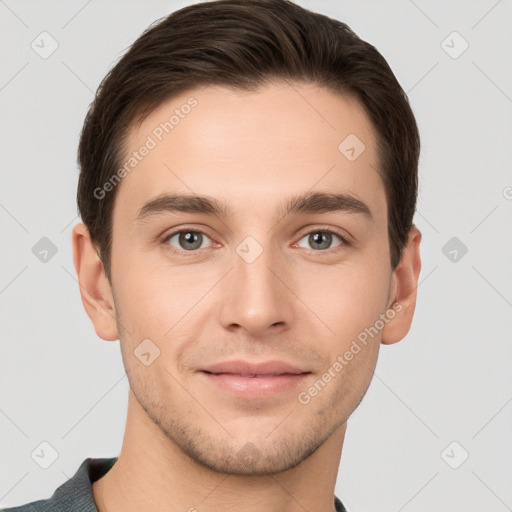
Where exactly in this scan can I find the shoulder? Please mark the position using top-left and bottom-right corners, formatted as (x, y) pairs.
(335, 493), (348, 512)
(1, 457), (117, 512)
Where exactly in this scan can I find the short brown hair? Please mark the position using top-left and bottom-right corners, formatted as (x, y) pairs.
(77, 0), (420, 283)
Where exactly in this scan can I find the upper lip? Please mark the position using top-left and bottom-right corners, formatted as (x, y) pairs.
(200, 360), (309, 376)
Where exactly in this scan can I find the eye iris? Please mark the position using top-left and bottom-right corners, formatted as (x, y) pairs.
(179, 231), (202, 250)
(309, 232), (333, 250)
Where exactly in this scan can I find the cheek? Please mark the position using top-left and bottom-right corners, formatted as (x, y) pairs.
(294, 257), (390, 346)
(111, 239), (174, 332)
(113, 253), (214, 348)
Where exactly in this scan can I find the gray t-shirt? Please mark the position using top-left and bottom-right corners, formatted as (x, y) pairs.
(1, 457), (347, 512)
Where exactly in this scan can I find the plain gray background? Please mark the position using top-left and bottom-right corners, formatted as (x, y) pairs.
(1, 0), (511, 510)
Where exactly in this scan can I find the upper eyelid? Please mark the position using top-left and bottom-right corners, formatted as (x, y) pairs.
(295, 225), (351, 242)
(162, 226), (214, 242)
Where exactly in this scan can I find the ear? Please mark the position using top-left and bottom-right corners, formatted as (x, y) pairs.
(72, 222), (119, 341)
(381, 225), (422, 345)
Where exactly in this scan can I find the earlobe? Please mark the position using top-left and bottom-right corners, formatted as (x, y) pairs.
(71, 222), (119, 341)
(381, 225), (422, 345)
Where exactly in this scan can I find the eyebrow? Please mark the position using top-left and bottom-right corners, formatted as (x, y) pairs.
(135, 191), (373, 223)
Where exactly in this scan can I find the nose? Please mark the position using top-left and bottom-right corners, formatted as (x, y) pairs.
(218, 239), (295, 337)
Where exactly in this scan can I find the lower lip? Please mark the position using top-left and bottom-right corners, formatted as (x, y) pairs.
(200, 372), (310, 399)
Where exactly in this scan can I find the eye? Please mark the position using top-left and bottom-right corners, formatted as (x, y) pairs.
(295, 229), (348, 252)
(163, 229), (213, 254)
(161, 227), (349, 256)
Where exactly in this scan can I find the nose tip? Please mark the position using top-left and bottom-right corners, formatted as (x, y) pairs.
(219, 251), (293, 336)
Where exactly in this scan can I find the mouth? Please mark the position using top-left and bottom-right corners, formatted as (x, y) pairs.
(200, 359), (309, 376)
(199, 360), (311, 400)
(202, 371), (307, 377)
(199, 364), (311, 399)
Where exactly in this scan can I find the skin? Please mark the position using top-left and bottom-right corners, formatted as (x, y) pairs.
(72, 81), (421, 512)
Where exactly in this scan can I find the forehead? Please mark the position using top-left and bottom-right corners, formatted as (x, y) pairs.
(114, 81), (385, 224)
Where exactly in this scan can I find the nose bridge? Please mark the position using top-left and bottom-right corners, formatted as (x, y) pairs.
(236, 235), (278, 294)
(219, 232), (293, 332)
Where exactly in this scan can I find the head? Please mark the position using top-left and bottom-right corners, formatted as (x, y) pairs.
(73, 0), (421, 475)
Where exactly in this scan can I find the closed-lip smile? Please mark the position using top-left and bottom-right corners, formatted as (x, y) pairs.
(200, 359), (310, 376)
(199, 360), (311, 398)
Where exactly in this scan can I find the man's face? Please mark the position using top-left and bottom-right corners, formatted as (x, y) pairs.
(108, 81), (395, 474)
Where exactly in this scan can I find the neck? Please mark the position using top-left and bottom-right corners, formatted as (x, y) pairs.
(93, 389), (345, 512)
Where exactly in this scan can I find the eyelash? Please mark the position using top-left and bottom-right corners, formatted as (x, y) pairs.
(161, 226), (351, 257)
